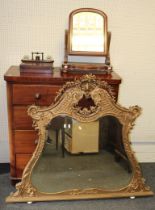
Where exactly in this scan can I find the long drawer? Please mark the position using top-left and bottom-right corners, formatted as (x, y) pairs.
(13, 106), (33, 129)
(14, 130), (38, 153)
(16, 154), (32, 177)
(13, 84), (60, 105)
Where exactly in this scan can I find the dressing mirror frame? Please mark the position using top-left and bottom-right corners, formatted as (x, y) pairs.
(67, 8), (108, 56)
(6, 75), (153, 203)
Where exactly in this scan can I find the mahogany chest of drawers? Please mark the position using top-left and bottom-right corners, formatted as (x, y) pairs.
(4, 66), (121, 183)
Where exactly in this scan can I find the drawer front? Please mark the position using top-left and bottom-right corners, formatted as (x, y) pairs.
(13, 84), (61, 105)
(14, 130), (38, 153)
(16, 154), (32, 177)
(13, 106), (33, 129)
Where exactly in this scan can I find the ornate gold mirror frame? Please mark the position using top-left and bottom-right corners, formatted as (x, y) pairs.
(6, 75), (153, 203)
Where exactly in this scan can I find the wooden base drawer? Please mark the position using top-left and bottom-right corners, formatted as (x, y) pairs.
(13, 106), (33, 129)
(16, 154), (32, 177)
(14, 130), (38, 153)
(13, 84), (60, 105)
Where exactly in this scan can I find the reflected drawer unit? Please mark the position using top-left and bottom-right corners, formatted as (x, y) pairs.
(65, 121), (99, 154)
(4, 66), (121, 183)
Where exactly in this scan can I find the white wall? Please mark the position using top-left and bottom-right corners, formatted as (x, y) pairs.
(0, 0), (155, 162)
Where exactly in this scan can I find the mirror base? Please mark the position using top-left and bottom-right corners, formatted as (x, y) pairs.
(6, 190), (154, 203)
(61, 62), (112, 74)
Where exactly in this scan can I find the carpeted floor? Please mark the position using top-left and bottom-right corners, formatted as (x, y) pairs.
(0, 163), (155, 210)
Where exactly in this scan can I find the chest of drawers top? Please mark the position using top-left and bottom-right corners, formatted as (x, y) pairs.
(4, 66), (121, 85)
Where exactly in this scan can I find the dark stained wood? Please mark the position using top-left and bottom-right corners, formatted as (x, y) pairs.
(14, 130), (38, 153)
(13, 84), (60, 105)
(4, 66), (121, 183)
(4, 66), (121, 85)
(13, 106), (33, 130)
(15, 154), (32, 177)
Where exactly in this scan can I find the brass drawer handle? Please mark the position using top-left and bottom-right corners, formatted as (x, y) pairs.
(35, 93), (41, 100)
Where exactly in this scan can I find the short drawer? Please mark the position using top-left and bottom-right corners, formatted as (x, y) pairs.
(16, 154), (32, 177)
(13, 84), (61, 105)
(14, 130), (38, 153)
(13, 106), (33, 129)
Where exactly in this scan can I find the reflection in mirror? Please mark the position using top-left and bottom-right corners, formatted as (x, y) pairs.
(71, 12), (104, 52)
(31, 116), (133, 193)
(62, 9), (110, 74)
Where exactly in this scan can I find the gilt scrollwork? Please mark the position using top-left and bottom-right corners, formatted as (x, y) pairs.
(6, 75), (153, 203)
(55, 74), (115, 103)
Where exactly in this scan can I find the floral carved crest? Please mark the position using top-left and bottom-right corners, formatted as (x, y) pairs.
(6, 75), (153, 203)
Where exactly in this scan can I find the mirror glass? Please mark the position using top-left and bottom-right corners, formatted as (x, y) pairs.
(71, 12), (104, 52)
(68, 9), (108, 56)
(31, 115), (133, 193)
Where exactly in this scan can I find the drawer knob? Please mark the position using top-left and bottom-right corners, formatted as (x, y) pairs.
(35, 93), (41, 99)
(35, 139), (38, 144)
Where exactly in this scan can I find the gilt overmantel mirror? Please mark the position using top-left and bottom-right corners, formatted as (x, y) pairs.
(62, 8), (112, 74)
(6, 75), (153, 203)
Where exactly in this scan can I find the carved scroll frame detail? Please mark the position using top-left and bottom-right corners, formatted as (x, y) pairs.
(6, 75), (153, 202)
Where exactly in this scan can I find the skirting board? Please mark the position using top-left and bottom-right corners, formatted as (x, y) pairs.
(132, 141), (155, 162)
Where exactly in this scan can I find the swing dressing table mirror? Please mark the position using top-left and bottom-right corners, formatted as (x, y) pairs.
(6, 75), (153, 203)
(62, 8), (112, 74)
